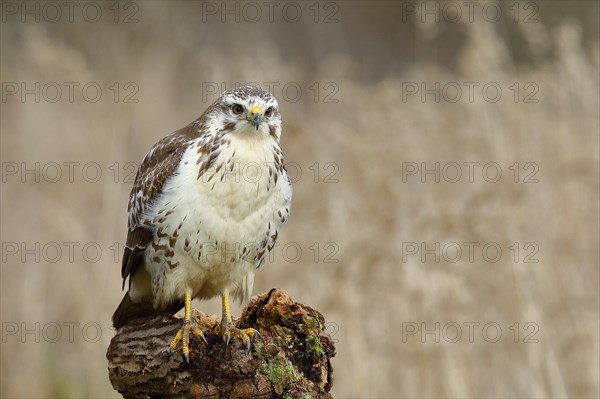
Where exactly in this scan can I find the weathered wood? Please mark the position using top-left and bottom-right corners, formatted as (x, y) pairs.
(107, 289), (335, 398)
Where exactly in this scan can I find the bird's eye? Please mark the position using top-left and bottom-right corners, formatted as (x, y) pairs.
(264, 107), (273, 117)
(232, 104), (244, 115)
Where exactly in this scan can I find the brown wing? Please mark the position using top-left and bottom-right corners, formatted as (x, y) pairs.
(121, 124), (200, 290)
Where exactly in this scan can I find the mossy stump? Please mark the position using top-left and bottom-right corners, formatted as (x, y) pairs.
(107, 289), (335, 398)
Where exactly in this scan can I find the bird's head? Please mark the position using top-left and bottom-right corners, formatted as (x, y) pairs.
(206, 85), (282, 141)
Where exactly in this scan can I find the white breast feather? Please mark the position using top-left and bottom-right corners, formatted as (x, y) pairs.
(141, 134), (292, 308)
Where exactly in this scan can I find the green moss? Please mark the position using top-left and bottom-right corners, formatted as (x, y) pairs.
(259, 352), (300, 391)
(272, 325), (293, 347)
(253, 339), (264, 353)
(281, 312), (294, 325)
(262, 357), (284, 382)
(305, 316), (318, 330)
(305, 335), (325, 357)
(282, 356), (301, 386)
(305, 316), (324, 332)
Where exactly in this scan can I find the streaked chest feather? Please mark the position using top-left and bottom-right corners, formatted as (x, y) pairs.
(143, 135), (291, 274)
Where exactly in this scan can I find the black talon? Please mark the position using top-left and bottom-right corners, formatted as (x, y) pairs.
(225, 333), (231, 346)
(184, 352), (190, 363)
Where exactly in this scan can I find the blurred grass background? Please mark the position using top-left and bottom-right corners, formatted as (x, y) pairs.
(1, 1), (599, 397)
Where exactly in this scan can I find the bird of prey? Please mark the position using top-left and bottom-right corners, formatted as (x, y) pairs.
(112, 85), (292, 361)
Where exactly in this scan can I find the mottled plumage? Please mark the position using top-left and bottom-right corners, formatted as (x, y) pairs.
(113, 86), (292, 341)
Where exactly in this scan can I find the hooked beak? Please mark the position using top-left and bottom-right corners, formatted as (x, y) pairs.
(250, 106), (262, 130)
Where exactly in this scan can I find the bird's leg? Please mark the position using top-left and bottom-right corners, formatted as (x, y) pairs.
(213, 291), (260, 350)
(170, 290), (207, 362)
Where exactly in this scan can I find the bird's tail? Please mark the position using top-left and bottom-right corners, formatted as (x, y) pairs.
(112, 293), (153, 328)
(112, 294), (185, 328)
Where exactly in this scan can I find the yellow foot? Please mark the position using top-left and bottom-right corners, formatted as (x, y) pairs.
(213, 321), (261, 350)
(170, 318), (208, 363)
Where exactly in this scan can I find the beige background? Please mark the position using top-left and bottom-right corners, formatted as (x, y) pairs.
(1, 1), (599, 397)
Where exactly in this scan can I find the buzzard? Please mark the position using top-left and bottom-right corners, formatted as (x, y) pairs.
(112, 85), (292, 361)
